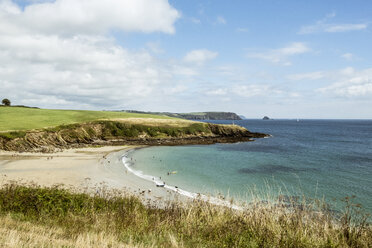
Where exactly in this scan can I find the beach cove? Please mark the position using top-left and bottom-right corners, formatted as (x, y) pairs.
(0, 146), (189, 208)
(1, 113), (371, 246)
(2, 119), (372, 213)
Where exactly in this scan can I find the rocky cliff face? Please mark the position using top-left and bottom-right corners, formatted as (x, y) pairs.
(0, 121), (267, 152)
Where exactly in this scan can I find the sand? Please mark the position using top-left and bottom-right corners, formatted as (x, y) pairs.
(0, 146), (187, 207)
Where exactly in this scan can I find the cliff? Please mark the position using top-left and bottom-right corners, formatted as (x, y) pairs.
(0, 120), (267, 152)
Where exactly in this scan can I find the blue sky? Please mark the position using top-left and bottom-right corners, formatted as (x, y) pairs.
(1, 0), (372, 118)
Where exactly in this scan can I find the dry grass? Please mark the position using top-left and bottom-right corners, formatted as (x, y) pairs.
(0, 215), (147, 247)
(0, 183), (371, 248)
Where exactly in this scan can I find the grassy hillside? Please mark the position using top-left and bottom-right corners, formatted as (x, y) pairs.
(0, 106), (267, 152)
(0, 184), (370, 247)
(0, 107), (173, 132)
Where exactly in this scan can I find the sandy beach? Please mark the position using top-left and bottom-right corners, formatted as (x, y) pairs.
(0, 146), (186, 207)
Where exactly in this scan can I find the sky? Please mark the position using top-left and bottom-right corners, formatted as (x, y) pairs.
(0, 0), (371, 118)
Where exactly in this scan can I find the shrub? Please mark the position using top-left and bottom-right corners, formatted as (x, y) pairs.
(1, 98), (11, 106)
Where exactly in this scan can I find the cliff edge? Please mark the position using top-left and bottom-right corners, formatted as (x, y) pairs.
(0, 119), (267, 152)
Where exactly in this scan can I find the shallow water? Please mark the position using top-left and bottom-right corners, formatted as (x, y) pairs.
(127, 120), (372, 212)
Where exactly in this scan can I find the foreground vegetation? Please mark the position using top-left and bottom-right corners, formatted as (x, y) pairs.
(0, 184), (370, 247)
(0, 107), (173, 132)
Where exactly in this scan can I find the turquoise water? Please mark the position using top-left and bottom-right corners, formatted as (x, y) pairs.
(127, 120), (372, 212)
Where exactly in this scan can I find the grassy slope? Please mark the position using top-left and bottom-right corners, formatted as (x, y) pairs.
(0, 107), (173, 132)
(0, 184), (370, 248)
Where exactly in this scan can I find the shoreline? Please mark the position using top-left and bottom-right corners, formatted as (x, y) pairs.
(122, 147), (243, 210)
(0, 146), (198, 208)
(0, 145), (244, 209)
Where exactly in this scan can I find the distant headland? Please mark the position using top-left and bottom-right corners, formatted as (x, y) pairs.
(0, 107), (267, 152)
(119, 110), (242, 120)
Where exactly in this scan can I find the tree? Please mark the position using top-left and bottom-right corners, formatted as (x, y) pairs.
(2, 98), (11, 106)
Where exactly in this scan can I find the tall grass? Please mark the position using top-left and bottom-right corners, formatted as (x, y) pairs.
(0, 183), (370, 247)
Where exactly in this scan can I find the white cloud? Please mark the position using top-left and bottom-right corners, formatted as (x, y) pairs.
(0, 34), (180, 107)
(146, 42), (164, 54)
(300, 23), (367, 34)
(288, 71), (325, 81)
(324, 24), (367, 33)
(171, 65), (198, 76)
(0, 0), (180, 36)
(341, 53), (353, 60)
(231, 85), (283, 98)
(202, 84), (300, 100)
(184, 49), (218, 65)
(317, 67), (372, 97)
(289, 67), (372, 98)
(0, 0), (192, 109)
(216, 66), (236, 76)
(163, 85), (187, 95)
(190, 17), (201, 24)
(247, 42), (310, 66)
(299, 13), (368, 34)
(236, 27), (248, 33)
(216, 16), (226, 25)
(340, 67), (356, 76)
(325, 11), (336, 19)
(205, 88), (227, 96)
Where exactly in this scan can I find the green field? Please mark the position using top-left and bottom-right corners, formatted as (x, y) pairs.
(0, 107), (172, 132)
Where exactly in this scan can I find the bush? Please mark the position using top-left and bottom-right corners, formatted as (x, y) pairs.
(1, 98), (11, 106)
(0, 131), (26, 140)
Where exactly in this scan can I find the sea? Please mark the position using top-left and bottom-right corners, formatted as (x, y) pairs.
(124, 119), (372, 212)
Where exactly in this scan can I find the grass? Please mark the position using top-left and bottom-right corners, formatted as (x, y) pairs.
(0, 216), (137, 248)
(99, 121), (211, 138)
(0, 183), (370, 247)
(0, 107), (174, 132)
(0, 131), (27, 140)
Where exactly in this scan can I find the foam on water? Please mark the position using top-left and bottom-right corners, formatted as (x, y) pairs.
(121, 153), (242, 210)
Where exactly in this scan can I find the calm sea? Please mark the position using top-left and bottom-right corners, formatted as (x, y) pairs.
(127, 120), (372, 212)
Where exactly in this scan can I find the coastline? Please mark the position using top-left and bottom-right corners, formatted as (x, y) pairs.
(0, 119), (268, 153)
(0, 145), (243, 209)
(122, 147), (243, 210)
(0, 146), (197, 208)
(1, 143), (371, 247)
